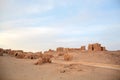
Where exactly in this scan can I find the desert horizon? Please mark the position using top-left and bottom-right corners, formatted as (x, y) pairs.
(0, 0), (120, 80)
(0, 43), (120, 80)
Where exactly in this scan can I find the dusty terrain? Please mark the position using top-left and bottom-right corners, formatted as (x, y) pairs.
(0, 51), (120, 80)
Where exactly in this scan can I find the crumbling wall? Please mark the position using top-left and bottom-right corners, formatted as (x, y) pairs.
(64, 53), (73, 61)
(88, 44), (93, 51)
(0, 48), (3, 56)
(34, 54), (53, 65)
(88, 43), (106, 51)
(4, 49), (11, 54)
(56, 47), (64, 52)
(80, 46), (86, 51)
(14, 52), (25, 59)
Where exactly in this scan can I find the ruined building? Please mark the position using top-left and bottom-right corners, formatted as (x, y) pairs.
(80, 46), (86, 51)
(56, 47), (64, 52)
(88, 43), (106, 51)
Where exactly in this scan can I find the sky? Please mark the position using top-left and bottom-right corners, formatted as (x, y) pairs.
(0, 0), (120, 52)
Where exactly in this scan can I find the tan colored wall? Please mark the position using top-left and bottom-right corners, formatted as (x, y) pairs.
(56, 47), (64, 52)
(80, 46), (86, 51)
(88, 43), (106, 51)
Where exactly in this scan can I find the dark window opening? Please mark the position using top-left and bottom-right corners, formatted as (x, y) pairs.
(92, 46), (94, 51)
(15, 53), (18, 56)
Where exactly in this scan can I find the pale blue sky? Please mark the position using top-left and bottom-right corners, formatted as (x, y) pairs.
(0, 0), (120, 51)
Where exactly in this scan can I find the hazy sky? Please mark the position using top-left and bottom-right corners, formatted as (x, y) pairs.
(0, 0), (120, 52)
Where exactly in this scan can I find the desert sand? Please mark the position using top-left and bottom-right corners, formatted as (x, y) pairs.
(0, 50), (120, 80)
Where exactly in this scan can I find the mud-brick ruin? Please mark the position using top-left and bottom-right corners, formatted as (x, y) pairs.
(0, 43), (107, 64)
(88, 43), (106, 51)
(0, 43), (106, 58)
(80, 46), (86, 51)
(0, 48), (4, 56)
(56, 43), (106, 53)
(56, 47), (65, 52)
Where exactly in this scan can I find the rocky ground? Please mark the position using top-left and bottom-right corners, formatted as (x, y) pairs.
(0, 51), (120, 80)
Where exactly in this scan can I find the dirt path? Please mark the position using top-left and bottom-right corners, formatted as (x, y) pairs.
(53, 60), (120, 70)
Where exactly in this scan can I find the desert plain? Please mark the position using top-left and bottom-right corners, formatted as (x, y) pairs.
(0, 43), (120, 80)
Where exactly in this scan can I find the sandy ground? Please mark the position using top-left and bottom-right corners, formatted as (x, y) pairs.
(0, 51), (120, 80)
